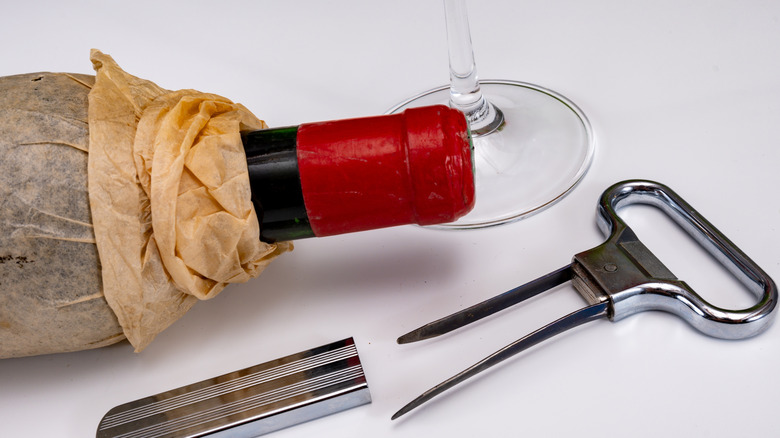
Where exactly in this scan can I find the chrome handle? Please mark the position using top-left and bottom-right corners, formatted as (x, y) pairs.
(584, 179), (777, 339)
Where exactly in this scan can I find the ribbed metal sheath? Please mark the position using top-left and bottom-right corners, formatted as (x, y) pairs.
(97, 338), (370, 437)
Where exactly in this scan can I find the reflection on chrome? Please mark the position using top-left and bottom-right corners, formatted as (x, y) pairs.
(97, 338), (370, 438)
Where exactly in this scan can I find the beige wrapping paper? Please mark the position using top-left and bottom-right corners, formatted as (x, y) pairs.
(88, 50), (290, 351)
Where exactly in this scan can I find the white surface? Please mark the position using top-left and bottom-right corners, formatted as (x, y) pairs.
(2, 1), (779, 437)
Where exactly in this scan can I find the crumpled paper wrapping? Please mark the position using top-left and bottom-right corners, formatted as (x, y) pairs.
(0, 52), (290, 358)
(88, 50), (291, 351)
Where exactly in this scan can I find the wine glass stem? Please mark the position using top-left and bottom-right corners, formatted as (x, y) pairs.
(444, 0), (504, 135)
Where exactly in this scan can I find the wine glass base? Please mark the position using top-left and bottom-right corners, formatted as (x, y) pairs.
(387, 80), (595, 229)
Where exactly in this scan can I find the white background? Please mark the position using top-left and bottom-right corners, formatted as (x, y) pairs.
(2, 1), (779, 437)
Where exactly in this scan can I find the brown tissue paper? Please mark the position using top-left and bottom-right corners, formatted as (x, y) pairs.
(0, 51), (290, 358)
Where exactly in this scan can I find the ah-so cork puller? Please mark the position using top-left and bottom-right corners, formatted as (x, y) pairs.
(392, 180), (777, 420)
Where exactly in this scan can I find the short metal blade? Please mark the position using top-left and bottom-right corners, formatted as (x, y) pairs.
(397, 265), (573, 344)
(391, 302), (608, 420)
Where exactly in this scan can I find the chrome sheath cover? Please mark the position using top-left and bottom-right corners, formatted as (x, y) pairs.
(97, 338), (370, 438)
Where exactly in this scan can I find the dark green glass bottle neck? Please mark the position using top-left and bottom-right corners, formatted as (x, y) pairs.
(242, 126), (314, 242)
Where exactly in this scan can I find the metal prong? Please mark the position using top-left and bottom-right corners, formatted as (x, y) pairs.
(397, 265), (573, 344)
(391, 302), (608, 420)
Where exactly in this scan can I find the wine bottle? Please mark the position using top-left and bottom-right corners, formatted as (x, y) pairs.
(243, 105), (475, 242)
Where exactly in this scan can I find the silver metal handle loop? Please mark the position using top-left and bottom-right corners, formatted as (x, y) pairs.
(594, 180), (777, 339)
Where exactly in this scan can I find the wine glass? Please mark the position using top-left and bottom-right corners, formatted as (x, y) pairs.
(387, 0), (594, 229)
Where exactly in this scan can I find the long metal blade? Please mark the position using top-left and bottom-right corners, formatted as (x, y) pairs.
(391, 302), (608, 420)
(397, 265), (573, 344)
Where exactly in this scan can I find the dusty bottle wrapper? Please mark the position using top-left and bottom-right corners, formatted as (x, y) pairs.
(0, 71), (125, 358)
(0, 51), (291, 358)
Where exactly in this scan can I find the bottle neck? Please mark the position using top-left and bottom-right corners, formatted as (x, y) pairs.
(242, 105), (475, 242)
(242, 126), (315, 242)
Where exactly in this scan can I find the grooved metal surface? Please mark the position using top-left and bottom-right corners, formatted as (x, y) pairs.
(97, 338), (370, 438)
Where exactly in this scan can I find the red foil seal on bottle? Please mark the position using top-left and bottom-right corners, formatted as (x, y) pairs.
(297, 105), (474, 236)
(244, 105), (474, 241)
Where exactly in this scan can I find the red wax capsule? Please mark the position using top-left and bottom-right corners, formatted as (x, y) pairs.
(243, 105), (475, 241)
